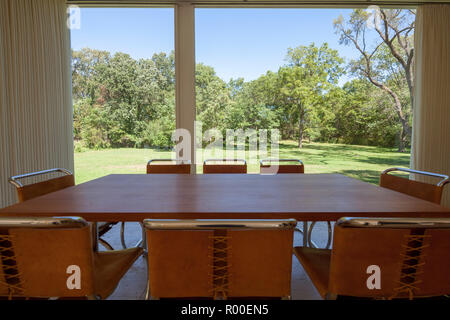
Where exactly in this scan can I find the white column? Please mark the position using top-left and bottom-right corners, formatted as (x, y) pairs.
(175, 3), (196, 173)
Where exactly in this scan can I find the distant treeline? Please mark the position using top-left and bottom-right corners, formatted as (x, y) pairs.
(72, 43), (409, 150)
(73, 9), (414, 151)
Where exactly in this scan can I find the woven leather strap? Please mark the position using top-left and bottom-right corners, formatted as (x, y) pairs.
(209, 230), (231, 299)
(390, 231), (431, 300)
(0, 234), (25, 299)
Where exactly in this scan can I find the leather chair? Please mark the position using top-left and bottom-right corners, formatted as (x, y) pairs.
(380, 167), (449, 205)
(259, 159), (328, 248)
(294, 217), (450, 299)
(8, 168), (117, 251)
(143, 219), (296, 299)
(259, 159), (304, 174)
(121, 159), (192, 249)
(146, 159), (191, 174)
(203, 159), (247, 174)
(0, 216), (142, 299)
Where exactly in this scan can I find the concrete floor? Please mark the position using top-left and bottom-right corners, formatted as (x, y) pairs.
(102, 222), (334, 300)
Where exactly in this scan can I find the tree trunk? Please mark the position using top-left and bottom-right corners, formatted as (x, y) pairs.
(398, 122), (409, 153)
(366, 76), (411, 153)
(298, 105), (304, 148)
(298, 127), (303, 148)
(398, 127), (405, 153)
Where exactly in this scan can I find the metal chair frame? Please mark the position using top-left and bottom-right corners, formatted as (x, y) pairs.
(259, 159), (304, 166)
(0, 216), (142, 300)
(310, 168), (450, 250)
(203, 159), (247, 165)
(8, 168), (72, 188)
(147, 159), (191, 165)
(337, 217), (450, 229)
(8, 168), (115, 251)
(259, 159), (330, 249)
(143, 219), (296, 300)
(0, 216), (88, 299)
(382, 167), (450, 187)
(121, 159), (193, 250)
(296, 217), (450, 300)
(144, 219), (297, 230)
(0, 216), (87, 229)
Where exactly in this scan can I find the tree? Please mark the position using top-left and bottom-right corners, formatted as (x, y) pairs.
(71, 48), (110, 101)
(71, 42), (407, 151)
(330, 79), (399, 146)
(278, 43), (344, 147)
(72, 49), (176, 148)
(334, 9), (415, 152)
(195, 63), (231, 132)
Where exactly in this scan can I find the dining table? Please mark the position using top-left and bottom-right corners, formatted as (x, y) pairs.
(1, 173), (450, 249)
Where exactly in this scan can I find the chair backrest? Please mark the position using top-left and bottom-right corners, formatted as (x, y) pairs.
(8, 168), (75, 203)
(143, 219), (296, 299)
(260, 159), (304, 174)
(379, 167), (449, 204)
(0, 217), (95, 299)
(329, 217), (450, 299)
(146, 159), (191, 174)
(203, 159), (247, 174)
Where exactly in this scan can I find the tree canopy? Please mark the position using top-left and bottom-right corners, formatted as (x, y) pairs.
(72, 9), (414, 152)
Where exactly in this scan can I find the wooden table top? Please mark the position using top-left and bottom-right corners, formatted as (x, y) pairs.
(1, 174), (449, 222)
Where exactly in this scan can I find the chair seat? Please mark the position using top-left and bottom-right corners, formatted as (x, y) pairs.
(94, 247), (143, 299)
(293, 247), (331, 299)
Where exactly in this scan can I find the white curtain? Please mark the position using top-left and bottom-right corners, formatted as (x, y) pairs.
(412, 4), (450, 208)
(0, 0), (73, 208)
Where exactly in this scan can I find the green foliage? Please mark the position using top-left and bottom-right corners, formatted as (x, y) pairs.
(72, 12), (413, 152)
(195, 63), (231, 132)
(330, 80), (399, 146)
(333, 9), (415, 152)
(139, 117), (175, 149)
(72, 48), (176, 149)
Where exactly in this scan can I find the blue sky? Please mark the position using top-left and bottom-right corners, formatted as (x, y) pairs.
(70, 8), (367, 84)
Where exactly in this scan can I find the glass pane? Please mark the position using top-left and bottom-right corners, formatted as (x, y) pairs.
(195, 8), (414, 179)
(70, 8), (175, 183)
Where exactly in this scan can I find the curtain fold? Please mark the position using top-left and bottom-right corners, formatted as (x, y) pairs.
(0, 0), (73, 208)
(412, 4), (450, 208)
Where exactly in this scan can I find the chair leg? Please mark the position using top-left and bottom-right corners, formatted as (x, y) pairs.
(92, 222), (99, 252)
(294, 227), (303, 233)
(140, 222), (147, 253)
(144, 242), (150, 300)
(145, 285), (151, 300)
(325, 293), (337, 300)
(293, 221), (308, 247)
(98, 238), (114, 251)
(307, 221), (332, 249)
(121, 222), (127, 249)
(122, 222), (146, 251)
(303, 221), (308, 246)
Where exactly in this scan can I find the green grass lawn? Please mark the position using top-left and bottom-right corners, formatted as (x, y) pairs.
(74, 140), (411, 185)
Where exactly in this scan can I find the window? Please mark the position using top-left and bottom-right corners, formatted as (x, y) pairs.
(70, 8), (175, 183)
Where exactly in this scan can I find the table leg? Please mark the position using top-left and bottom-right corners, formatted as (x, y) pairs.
(145, 254), (150, 300)
(92, 222), (99, 252)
